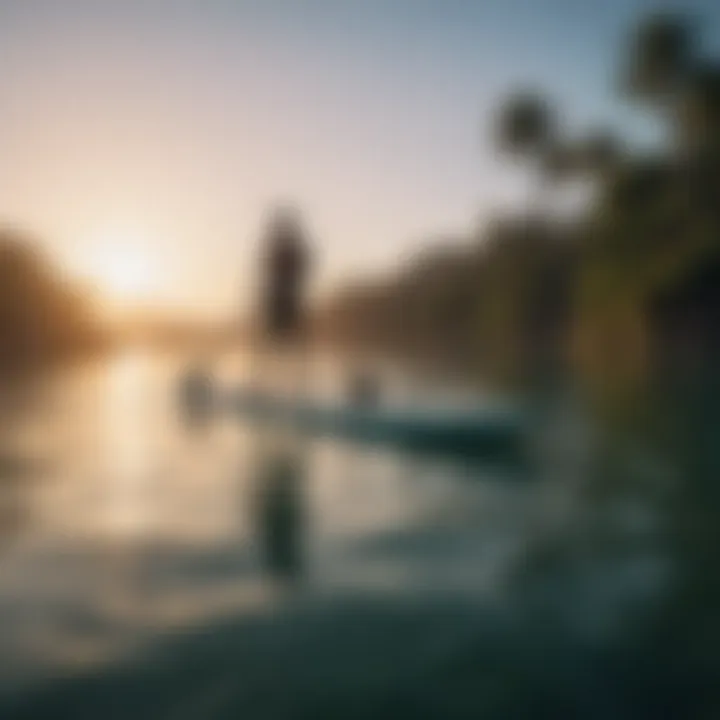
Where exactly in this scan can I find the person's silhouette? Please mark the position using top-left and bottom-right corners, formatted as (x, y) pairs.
(260, 205), (311, 349)
(251, 204), (313, 397)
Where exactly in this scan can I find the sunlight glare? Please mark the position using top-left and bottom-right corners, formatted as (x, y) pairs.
(81, 231), (159, 302)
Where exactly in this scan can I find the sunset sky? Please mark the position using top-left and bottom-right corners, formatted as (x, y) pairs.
(0, 0), (718, 317)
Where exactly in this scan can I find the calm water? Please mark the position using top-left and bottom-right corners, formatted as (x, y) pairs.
(0, 351), (671, 718)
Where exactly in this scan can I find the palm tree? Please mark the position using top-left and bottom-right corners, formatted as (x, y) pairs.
(678, 63), (720, 154)
(622, 12), (695, 104)
(495, 91), (555, 159)
(495, 90), (556, 219)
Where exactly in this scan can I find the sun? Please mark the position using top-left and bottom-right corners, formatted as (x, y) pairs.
(80, 231), (159, 302)
(96, 246), (154, 296)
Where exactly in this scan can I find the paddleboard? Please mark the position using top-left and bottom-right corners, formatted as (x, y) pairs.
(225, 386), (525, 461)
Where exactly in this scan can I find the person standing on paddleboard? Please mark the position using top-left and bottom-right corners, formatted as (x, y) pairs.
(253, 205), (312, 395)
(260, 205), (311, 345)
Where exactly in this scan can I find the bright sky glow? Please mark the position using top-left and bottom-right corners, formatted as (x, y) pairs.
(0, 0), (717, 316)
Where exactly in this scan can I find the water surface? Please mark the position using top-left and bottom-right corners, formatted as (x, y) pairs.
(0, 351), (668, 718)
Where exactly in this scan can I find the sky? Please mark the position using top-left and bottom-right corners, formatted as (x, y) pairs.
(0, 0), (718, 318)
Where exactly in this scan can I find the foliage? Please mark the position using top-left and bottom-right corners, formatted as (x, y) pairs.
(318, 10), (720, 397)
(0, 227), (104, 373)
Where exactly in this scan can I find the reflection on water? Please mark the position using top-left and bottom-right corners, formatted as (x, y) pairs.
(252, 432), (307, 584)
(0, 350), (687, 717)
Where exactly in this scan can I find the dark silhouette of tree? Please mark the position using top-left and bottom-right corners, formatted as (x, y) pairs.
(679, 63), (720, 153)
(622, 12), (695, 103)
(542, 130), (622, 187)
(0, 227), (103, 373)
(495, 91), (555, 159)
(317, 8), (720, 396)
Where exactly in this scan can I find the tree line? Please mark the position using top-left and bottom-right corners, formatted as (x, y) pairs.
(316, 12), (720, 398)
(0, 227), (105, 373)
